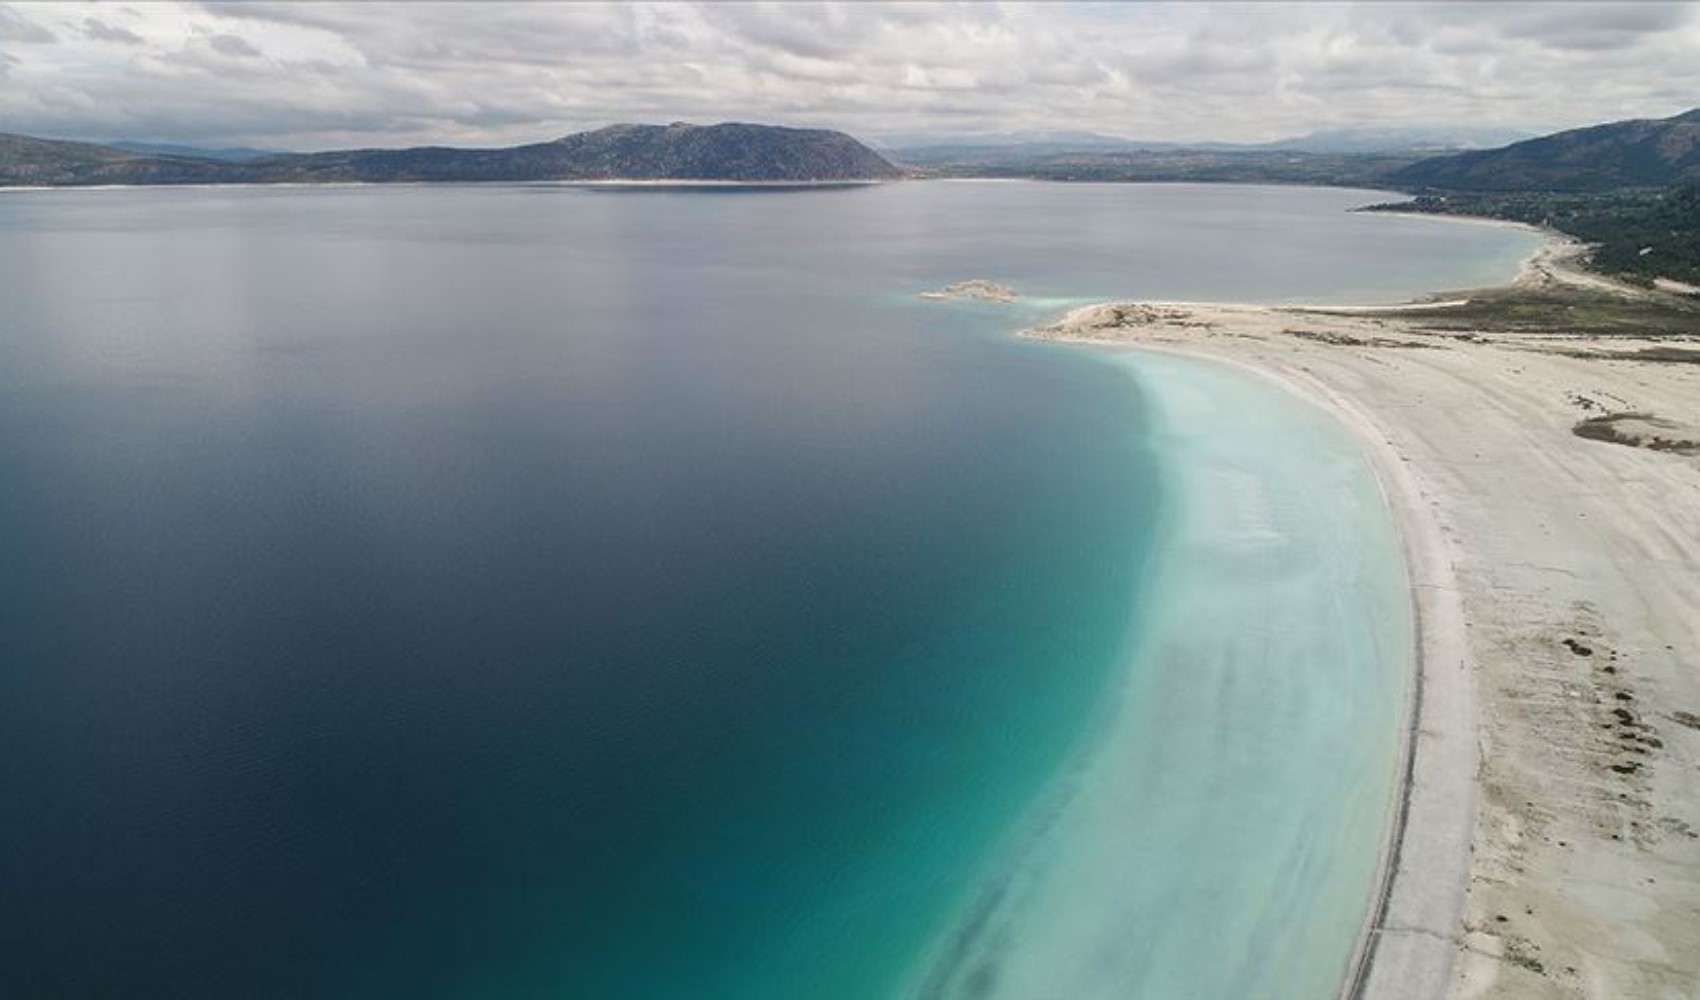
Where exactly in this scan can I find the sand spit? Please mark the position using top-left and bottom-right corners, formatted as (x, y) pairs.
(1027, 255), (1700, 999)
(920, 279), (1018, 303)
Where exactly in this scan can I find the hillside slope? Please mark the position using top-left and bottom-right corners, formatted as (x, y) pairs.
(1391, 109), (1700, 192)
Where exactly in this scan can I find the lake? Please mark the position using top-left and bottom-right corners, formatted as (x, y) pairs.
(0, 182), (1537, 997)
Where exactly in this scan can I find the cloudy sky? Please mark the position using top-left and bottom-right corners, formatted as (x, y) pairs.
(2, 1), (1697, 150)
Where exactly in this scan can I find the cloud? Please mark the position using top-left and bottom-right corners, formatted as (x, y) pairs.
(82, 17), (143, 45)
(0, 4), (55, 42)
(0, 1), (1694, 149)
(208, 33), (260, 58)
(1446, 1), (1694, 50)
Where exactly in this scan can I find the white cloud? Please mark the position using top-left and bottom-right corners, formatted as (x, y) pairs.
(0, 0), (1694, 149)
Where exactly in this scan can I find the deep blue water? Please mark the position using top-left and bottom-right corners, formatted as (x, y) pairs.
(0, 182), (1536, 998)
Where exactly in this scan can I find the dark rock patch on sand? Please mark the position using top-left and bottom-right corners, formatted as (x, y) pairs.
(1573, 413), (1700, 455)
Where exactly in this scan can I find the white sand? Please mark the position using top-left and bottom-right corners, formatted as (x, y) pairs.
(1027, 258), (1700, 998)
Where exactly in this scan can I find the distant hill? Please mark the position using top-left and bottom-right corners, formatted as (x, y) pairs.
(888, 126), (1528, 171)
(892, 146), (1422, 187)
(874, 129), (1148, 152)
(890, 139), (1183, 168)
(1, 133), (163, 185)
(1264, 126), (1531, 155)
(108, 141), (281, 162)
(0, 123), (901, 187)
(1391, 109), (1700, 192)
(884, 125), (1525, 158)
(245, 123), (901, 183)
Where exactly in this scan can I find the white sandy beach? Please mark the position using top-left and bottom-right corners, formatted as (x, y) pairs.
(1027, 246), (1700, 999)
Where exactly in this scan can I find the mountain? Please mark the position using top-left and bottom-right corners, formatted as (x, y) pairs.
(0, 133), (243, 185)
(0, 123), (901, 187)
(0, 133), (165, 184)
(890, 142), (1422, 186)
(108, 141), (282, 162)
(887, 126), (1530, 170)
(1391, 108), (1700, 192)
(890, 139), (1173, 167)
(874, 129), (1144, 150)
(1265, 126), (1531, 155)
(243, 123), (901, 183)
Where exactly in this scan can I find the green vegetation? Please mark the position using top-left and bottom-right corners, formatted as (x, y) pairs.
(1367, 109), (1700, 287)
(1364, 185), (1700, 286)
(1378, 280), (1700, 338)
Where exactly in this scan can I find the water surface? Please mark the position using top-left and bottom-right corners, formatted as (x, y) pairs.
(0, 182), (1535, 997)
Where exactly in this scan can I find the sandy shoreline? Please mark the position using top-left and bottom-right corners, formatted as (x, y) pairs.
(1026, 245), (1700, 998)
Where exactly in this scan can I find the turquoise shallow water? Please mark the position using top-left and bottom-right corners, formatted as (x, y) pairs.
(0, 182), (1530, 998)
(917, 353), (1412, 998)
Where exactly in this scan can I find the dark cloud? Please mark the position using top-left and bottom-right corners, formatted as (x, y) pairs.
(209, 33), (260, 58)
(1471, 1), (1693, 47)
(83, 17), (143, 45)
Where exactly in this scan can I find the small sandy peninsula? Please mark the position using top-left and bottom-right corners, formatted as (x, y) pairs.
(1027, 238), (1700, 1000)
